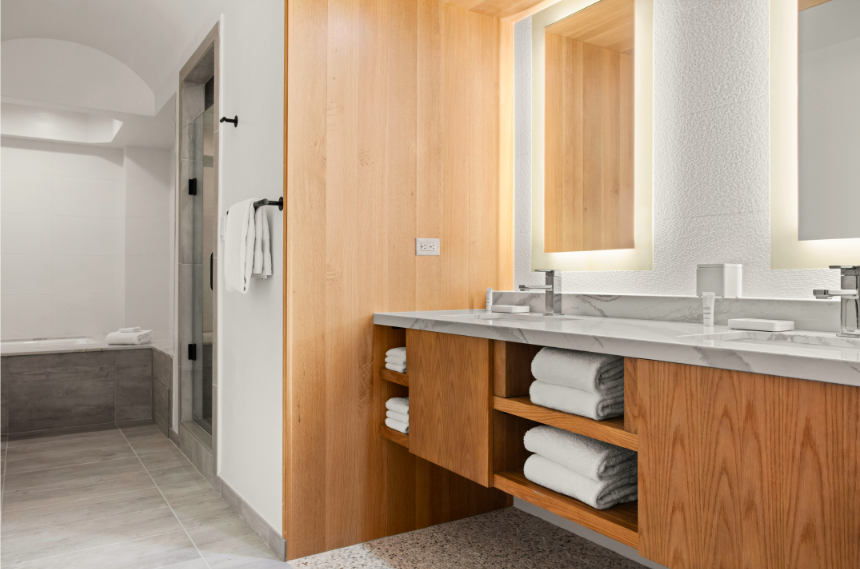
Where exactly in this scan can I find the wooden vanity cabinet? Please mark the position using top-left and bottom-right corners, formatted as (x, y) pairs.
(407, 329), (494, 487)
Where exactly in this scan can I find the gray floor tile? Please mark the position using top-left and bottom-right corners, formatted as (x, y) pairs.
(161, 560), (210, 569)
(171, 495), (241, 530)
(138, 447), (193, 471)
(2, 487), (167, 536)
(159, 478), (222, 507)
(4, 457), (145, 491)
(120, 423), (166, 440)
(205, 544), (284, 568)
(1, 506), (180, 566)
(148, 463), (205, 487)
(186, 517), (269, 558)
(5, 443), (135, 474)
(130, 438), (187, 457)
(1, 471), (155, 513)
(7, 426), (121, 448)
(9, 529), (202, 569)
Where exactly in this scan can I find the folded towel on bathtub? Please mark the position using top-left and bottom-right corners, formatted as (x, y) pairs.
(386, 410), (409, 424)
(106, 330), (152, 345)
(385, 397), (409, 415)
(530, 381), (624, 421)
(524, 425), (636, 481)
(531, 347), (624, 393)
(385, 417), (409, 434)
(524, 454), (637, 510)
(385, 362), (407, 374)
(119, 327), (142, 333)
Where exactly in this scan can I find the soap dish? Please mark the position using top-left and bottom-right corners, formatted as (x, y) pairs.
(728, 318), (795, 332)
(491, 305), (529, 314)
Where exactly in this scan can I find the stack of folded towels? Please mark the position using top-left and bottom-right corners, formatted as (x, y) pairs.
(524, 425), (637, 510)
(385, 397), (409, 434)
(106, 327), (152, 346)
(385, 347), (407, 374)
(530, 347), (624, 421)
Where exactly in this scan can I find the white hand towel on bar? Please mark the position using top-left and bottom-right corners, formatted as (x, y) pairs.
(106, 330), (152, 345)
(385, 362), (407, 374)
(385, 397), (409, 415)
(524, 425), (636, 481)
(385, 355), (407, 366)
(524, 454), (637, 510)
(386, 347), (406, 359)
(119, 327), (141, 333)
(385, 417), (409, 434)
(224, 198), (258, 293)
(531, 347), (624, 393)
(251, 206), (272, 279)
(530, 381), (624, 421)
(386, 410), (409, 424)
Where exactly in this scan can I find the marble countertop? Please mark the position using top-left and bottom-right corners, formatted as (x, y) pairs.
(373, 310), (860, 387)
(1, 331), (175, 358)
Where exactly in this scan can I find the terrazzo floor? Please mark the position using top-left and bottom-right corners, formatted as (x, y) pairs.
(0, 423), (282, 568)
(290, 508), (646, 569)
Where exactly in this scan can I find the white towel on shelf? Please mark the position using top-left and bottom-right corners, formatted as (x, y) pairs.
(385, 417), (409, 434)
(251, 207), (272, 279)
(119, 327), (141, 333)
(531, 347), (624, 393)
(524, 454), (637, 510)
(524, 425), (636, 481)
(385, 355), (406, 366)
(386, 347), (406, 359)
(386, 410), (409, 424)
(385, 362), (407, 374)
(106, 330), (152, 345)
(386, 397), (409, 415)
(530, 381), (624, 421)
(224, 198), (258, 293)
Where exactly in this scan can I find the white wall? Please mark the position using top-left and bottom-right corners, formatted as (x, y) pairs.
(215, 2), (285, 533)
(514, 0), (840, 300)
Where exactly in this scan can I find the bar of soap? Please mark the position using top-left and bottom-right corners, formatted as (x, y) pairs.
(728, 318), (795, 332)
(491, 305), (530, 313)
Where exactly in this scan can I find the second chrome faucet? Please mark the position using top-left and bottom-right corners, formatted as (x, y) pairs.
(519, 269), (560, 316)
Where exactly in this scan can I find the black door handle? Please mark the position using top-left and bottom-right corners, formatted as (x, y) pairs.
(210, 253), (213, 291)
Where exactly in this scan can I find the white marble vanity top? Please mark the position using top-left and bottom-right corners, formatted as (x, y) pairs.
(373, 309), (860, 387)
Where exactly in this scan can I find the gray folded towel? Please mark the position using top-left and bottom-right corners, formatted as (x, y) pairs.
(531, 347), (624, 393)
(385, 397), (409, 415)
(524, 425), (636, 481)
(524, 454), (637, 510)
(386, 410), (409, 424)
(530, 381), (623, 421)
(385, 417), (409, 434)
(385, 362), (407, 374)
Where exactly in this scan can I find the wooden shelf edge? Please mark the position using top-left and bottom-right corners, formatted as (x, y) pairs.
(494, 471), (638, 549)
(493, 396), (637, 451)
(380, 424), (409, 449)
(380, 368), (409, 387)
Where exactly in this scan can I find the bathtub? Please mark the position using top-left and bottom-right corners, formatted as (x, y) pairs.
(1, 336), (98, 350)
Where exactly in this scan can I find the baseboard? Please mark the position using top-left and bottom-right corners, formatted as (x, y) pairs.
(168, 427), (180, 446)
(217, 476), (286, 561)
(513, 499), (667, 569)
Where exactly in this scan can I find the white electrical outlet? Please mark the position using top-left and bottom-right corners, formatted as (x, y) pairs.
(416, 238), (440, 256)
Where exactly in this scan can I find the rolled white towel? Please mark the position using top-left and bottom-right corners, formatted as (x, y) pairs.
(524, 425), (636, 481)
(119, 327), (141, 333)
(524, 454), (637, 510)
(386, 347), (406, 359)
(106, 330), (152, 345)
(385, 417), (409, 434)
(385, 355), (406, 366)
(385, 362), (407, 374)
(385, 397), (409, 415)
(386, 410), (409, 424)
(531, 347), (624, 393)
(530, 381), (623, 421)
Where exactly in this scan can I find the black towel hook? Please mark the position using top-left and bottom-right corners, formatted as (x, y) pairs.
(220, 115), (238, 127)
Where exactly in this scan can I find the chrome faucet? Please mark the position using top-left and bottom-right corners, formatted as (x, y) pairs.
(814, 265), (860, 338)
(519, 270), (560, 316)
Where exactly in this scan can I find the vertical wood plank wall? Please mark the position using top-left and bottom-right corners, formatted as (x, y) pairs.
(544, 33), (634, 253)
(285, 0), (514, 559)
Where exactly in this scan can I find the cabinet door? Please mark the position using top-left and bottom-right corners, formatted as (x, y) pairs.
(637, 359), (860, 569)
(407, 330), (493, 487)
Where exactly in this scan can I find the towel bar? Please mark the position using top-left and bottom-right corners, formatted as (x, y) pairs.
(226, 198), (284, 215)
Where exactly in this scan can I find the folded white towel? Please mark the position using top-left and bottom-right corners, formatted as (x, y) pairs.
(119, 327), (141, 333)
(106, 330), (152, 345)
(524, 454), (637, 510)
(386, 347), (406, 359)
(524, 425), (636, 481)
(251, 207), (272, 279)
(385, 355), (406, 366)
(385, 362), (407, 374)
(386, 410), (409, 423)
(530, 381), (624, 421)
(225, 199), (258, 293)
(385, 397), (409, 415)
(385, 417), (409, 434)
(531, 347), (624, 393)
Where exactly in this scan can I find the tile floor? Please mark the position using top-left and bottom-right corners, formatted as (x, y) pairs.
(290, 508), (646, 569)
(0, 423), (283, 569)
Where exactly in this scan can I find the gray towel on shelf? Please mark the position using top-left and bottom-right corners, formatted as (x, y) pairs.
(385, 355), (406, 366)
(530, 381), (624, 421)
(385, 397), (409, 415)
(385, 417), (409, 434)
(385, 362), (407, 374)
(524, 425), (636, 481)
(386, 410), (409, 424)
(524, 454), (637, 510)
(386, 347), (406, 358)
(531, 347), (624, 393)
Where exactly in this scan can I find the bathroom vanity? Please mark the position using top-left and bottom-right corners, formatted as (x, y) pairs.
(373, 309), (860, 569)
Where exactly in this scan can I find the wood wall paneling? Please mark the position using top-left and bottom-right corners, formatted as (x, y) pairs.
(637, 359), (860, 569)
(285, 0), (514, 558)
(799, 0), (831, 11)
(545, 0), (635, 54)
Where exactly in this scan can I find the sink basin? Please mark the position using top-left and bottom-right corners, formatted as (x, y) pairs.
(443, 313), (580, 323)
(681, 330), (860, 360)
